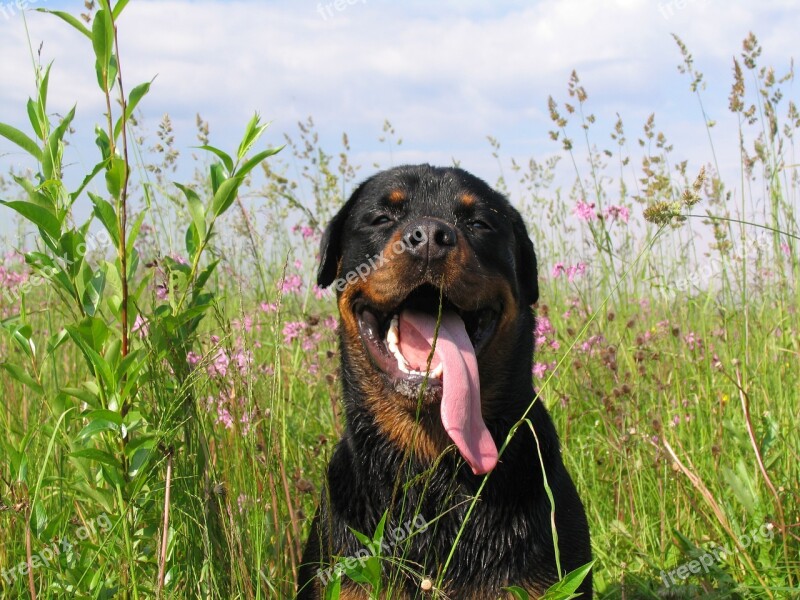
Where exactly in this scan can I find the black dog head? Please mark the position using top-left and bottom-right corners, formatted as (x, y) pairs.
(317, 164), (538, 473)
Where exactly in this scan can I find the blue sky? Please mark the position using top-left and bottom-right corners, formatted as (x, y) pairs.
(0, 0), (797, 239)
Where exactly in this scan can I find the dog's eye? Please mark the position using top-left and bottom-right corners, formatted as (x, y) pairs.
(371, 215), (393, 226)
(469, 219), (491, 231)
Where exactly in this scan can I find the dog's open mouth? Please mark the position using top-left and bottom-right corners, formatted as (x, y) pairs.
(353, 284), (500, 474)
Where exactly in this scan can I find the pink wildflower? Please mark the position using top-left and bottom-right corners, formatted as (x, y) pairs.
(282, 321), (306, 344)
(324, 315), (338, 332)
(132, 314), (149, 338)
(573, 201), (597, 221)
(279, 274), (303, 295)
(604, 205), (630, 224)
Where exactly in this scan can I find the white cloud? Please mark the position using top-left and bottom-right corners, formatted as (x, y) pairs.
(0, 0), (796, 211)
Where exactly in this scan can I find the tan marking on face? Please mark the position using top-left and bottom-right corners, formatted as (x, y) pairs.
(459, 192), (477, 206)
(388, 189), (406, 204)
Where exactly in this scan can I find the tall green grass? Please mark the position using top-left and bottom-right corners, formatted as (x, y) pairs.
(0, 3), (798, 599)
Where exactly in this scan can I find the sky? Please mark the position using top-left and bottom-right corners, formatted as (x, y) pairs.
(0, 0), (797, 239)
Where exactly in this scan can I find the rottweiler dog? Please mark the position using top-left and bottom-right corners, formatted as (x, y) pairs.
(298, 164), (591, 599)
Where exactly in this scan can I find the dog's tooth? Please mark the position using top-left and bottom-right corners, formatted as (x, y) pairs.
(431, 363), (443, 379)
(386, 315), (400, 344)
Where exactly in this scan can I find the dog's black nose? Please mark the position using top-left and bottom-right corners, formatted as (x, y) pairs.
(402, 218), (457, 262)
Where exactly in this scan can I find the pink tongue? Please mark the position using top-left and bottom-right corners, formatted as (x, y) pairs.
(398, 310), (498, 474)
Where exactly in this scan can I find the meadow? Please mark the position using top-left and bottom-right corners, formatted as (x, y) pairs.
(0, 3), (798, 599)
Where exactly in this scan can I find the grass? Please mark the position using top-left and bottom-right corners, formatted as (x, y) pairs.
(0, 3), (798, 599)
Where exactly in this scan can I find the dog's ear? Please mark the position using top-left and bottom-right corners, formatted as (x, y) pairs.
(317, 184), (364, 288)
(510, 211), (539, 305)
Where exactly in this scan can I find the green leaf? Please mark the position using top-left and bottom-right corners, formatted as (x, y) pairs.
(37, 9), (92, 38)
(1, 320), (36, 360)
(61, 386), (100, 407)
(209, 162), (226, 194)
(540, 561), (595, 600)
(96, 53), (119, 94)
(70, 448), (122, 469)
(323, 574), (341, 600)
(0, 200), (61, 240)
(209, 175), (244, 219)
(194, 259), (219, 291)
(185, 222), (200, 259)
(67, 322), (115, 391)
(82, 268), (107, 317)
(113, 78), (154, 140)
(174, 182), (206, 238)
(89, 192), (121, 247)
(504, 586), (531, 600)
(92, 9), (114, 75)
(30, 499), (48, 537)
(70, 161), (106, 206)
(721, 463), (757, 515)
(38, 62), (52, 119)
(105, 156), (127, 198)
(112, 0), (129, 19)
(77, 418), (120, 442)
(27, 99), (44, 141)
(236, 113), (270, 161)
(236, 145), (284, 179)
(126, 211), (147, 256)
(0, 363), (43, 395)
(197, 145), (233, 174)
(0, 122), (42, 162)
(45, 329), (70, 359)
(42, 105), (76, 181)
(59, 229), (87, 278)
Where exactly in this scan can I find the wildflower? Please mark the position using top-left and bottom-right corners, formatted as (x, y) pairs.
(232, 349), (253, 373)
(282, 321), (306, 344)
(279, 274), (303, 295)
(683, 331), (703, 352)
(573, 200), (597, 221)
(217, 406), (234, 429)
(566, 263), (587, 282)
(302, 331), (323, 352)
(552, 262), (587, 282)
(260, 301), (278, 313)
(532, 362), (549, 378)
(260, 364), (275, 376)
(604, 205), (630, 224)
(233, 315), (254, 332)
(781, 242), (791, 257)
(580, 335), (605, 354)
(324, 315), (338, 331)
(313, 284), (330, 300)
(132, 314), (149, 338)
(155, 283), (169, 301)
(186, 351), (201, 365)
(207, 349), (230, 378)
(301, 226), (316, 239)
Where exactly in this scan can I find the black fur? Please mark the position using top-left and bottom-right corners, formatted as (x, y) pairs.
(298, 165), (591, 598)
